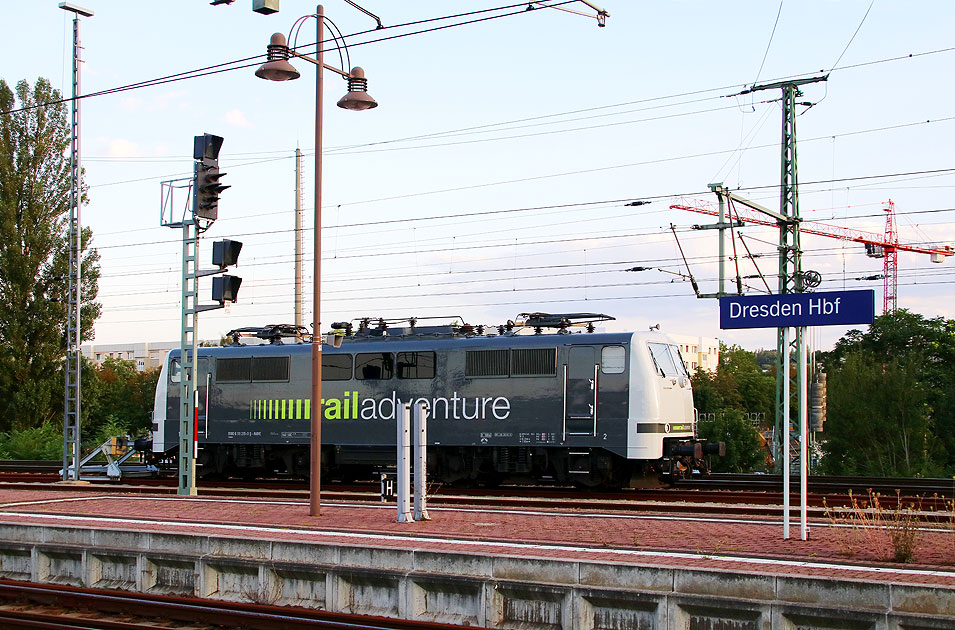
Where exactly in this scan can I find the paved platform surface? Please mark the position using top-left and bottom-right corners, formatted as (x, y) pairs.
(0, 486), (953, 588)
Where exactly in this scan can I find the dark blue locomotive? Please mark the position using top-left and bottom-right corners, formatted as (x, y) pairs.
(151, 314), (717, 487)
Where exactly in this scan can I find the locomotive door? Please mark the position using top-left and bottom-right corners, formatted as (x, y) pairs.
(169, 357), (210, 421)
(564, 346), (598, 438)
(196, 358), (210, 440)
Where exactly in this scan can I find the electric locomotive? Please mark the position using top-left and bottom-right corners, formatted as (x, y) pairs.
(150, 313), (719, 487)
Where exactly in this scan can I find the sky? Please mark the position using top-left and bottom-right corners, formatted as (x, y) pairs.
(2, 1), (953, 352)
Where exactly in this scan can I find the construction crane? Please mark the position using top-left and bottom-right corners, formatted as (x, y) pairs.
(670, 197), (953, 313)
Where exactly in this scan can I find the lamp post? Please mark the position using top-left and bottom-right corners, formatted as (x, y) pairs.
(256, 5), (377, 516)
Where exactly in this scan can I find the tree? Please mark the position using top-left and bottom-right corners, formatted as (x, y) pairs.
(697, 409), (766, 473)
(820, 310), (955, 475)
(819, 351), (938, 476)
(719, 345), (775, 426)
(691, 344), (774, 472)
(0, 77), (101, 432)
(84, 357), (160, 441)
(692, 344), (775, 425)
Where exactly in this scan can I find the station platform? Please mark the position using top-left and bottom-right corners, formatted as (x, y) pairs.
(0, 485), (953, 628)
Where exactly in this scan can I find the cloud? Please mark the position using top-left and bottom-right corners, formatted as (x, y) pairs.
(106, 138), (141, 158)
(225, 108), (252, 128)
(153, 90), (189, 112)
(119, 97), (144, 113)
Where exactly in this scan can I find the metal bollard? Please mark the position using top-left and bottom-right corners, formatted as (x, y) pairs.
(396, 402), (412, 522)
(413, 400), (430, 521)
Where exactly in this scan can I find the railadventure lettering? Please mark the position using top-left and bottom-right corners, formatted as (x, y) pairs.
(250, 392), (511, 421)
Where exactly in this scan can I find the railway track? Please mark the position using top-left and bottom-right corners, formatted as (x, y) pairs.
(675, 472), (955, 497)
(0, 460), (62, 473)
(1, 462), (952, 513)
(0, 579), (483, 630)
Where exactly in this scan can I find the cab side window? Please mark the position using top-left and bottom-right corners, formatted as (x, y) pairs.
(356, 352), (394, 380)
(601, 345), (626, 374)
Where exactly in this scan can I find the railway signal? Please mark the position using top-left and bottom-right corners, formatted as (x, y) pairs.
(211, 239), (243, 304)
(200, 239), (243, 307)
(810, 371), (827, 432)
(212, 275), (242, 303)
(212, 238), (242, 267)
(160, 133), (242, 498)
(193, 134), (229, 221)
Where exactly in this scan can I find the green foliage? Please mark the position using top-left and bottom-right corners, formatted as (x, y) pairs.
(0, 77), (101, 432)
(819, 309), (955, 476)
(690, 366), (741, 412)
(89, 415), (134, 448)
(696, 408), (766, 473)
(819, 352), (938, 476)
(0, 421), (62, 460)
(0, 357), (160, 461)
(84, 357), (160, 440)
(718, 345), (776, 426)
(691, 344), (775, 472)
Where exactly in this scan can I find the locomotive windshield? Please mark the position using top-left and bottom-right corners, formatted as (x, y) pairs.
(648, 343), (681, 378)
(669, 344), (691, 378)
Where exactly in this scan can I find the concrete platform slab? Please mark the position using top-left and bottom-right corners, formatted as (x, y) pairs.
(0, 487), (952, 629)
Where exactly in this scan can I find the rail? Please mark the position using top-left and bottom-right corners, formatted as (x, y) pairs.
(0, 579), (487, 630)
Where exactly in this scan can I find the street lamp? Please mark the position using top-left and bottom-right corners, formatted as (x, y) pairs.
(255, 4), (377, 516)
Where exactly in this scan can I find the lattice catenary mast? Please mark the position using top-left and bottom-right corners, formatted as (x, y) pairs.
(671, 198), (953, 313)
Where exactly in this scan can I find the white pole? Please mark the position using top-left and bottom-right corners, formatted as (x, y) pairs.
(718, 190), (726, 296)
(782, 327), (791, 540)
(799, 327), (809, 540)
(413, 401), (430, 521)
(396, 402), (412, 523)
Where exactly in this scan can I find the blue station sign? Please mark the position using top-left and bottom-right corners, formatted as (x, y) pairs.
(719, 289), (876, 329)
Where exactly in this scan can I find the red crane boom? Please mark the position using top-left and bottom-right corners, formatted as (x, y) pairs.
(670, 197), (953, 313)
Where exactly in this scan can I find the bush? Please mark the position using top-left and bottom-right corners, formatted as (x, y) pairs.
(824, 490), (922, 563)
(87, 415), (133, 450)
(697, 408), (767, 473)
(0, 422), (63, 460)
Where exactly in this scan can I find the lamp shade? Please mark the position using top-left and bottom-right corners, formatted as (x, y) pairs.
(255, 33), (301, 82)
(337, 67), (378, 110)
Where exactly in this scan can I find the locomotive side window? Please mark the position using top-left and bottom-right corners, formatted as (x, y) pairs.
(466, 349), (508, 377)
(601, 345), (626, 374)
(647, 343), (679, 377)
(396, 351), (435, 379)
(356, 352), (394, 380)
(511, 348), (556, 376)
(217, 357), (252, 383)
(323, 354), (352, 381)
(169, 359), (181, 383)
(252, 356), (289, 382)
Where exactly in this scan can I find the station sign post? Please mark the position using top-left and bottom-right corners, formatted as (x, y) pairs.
(718, 289), (874, 541)
(719, 289), (875, 330)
